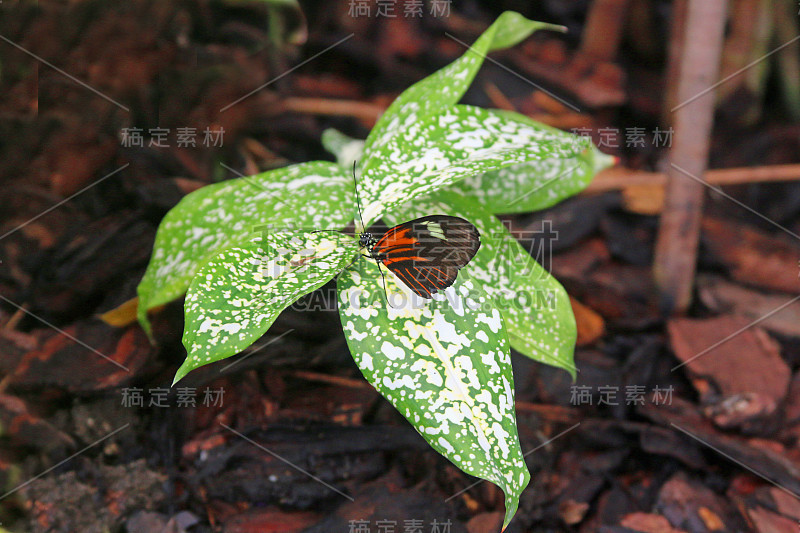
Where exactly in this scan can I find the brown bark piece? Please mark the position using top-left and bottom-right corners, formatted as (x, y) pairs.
(10, 322), (151, 392)
(223, 508), (321, 533)
(702, 217), (800, 295)
(656, 472), (737, 532)
(570, 296), (606, 346)
(559, 499), (591, 526)
(668, 315), (790, 426)
(466, 512), (503, 533)
(641, 399), (800, 497)
(620, 512), (687, 533)
(0, 394), (75, 452)
(747, 505), (798, 533)
(698, 275), (800, 339)
(560, 263), (661, 330)
(753, 486), (800, 521)
(770, 487), (800, 520)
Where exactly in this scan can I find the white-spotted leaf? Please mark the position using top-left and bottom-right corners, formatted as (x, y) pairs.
(363, 11), (565, 160)
(321, 128), (365, 169)
(140, 11), (595, 531)
(337, 258), (529, 530)
(385, 191), (578, 379)
(176, 231), (359, 383)
(453, 143), (613, 214)
(359, 105), (590, 227)
(137, 162), (353, 334)
(451, 111), (613, 214)
(321, 126), (610, 217)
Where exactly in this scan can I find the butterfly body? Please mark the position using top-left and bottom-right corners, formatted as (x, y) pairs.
(358, 232), (377, 249)
(361, 215), (480, 299)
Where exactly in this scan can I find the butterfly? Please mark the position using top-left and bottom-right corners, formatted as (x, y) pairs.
(352, 163), (481, 299)
(358, 215), (480, 299)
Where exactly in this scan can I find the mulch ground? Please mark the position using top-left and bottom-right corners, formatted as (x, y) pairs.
(1, 1), (799, 532)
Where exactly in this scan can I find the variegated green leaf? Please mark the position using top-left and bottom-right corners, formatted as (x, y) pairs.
(450, 111), (613, 214)
(337, 259), (529, 530)
(322, 127), (611, 217)
(137, 161), (353, 334)
(363, 11), (564, 160)
(453, 143), (614, 214)
(385, 190), (577, 379)
(176, 231), (359, 383)
(321, 128), (365, 169)
(359, 105), (589, 227)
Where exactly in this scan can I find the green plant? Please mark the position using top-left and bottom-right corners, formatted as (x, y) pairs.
(137, 11), (611, 530)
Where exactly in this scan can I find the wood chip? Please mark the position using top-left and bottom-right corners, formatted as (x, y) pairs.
(702, 217), (800, 294)
(668, 315), (790, 425)
(747, 505), (798, 533)
(656, 472), (740, 532)
(466, 512), (503, 533)
(559, 499), (590, 525)
(570, 296), (606, 346)
(10, 322), (152, 392)
(698, 275), (800, 339)
(641, 398), (800, 498)
(620, 512), (687, 533)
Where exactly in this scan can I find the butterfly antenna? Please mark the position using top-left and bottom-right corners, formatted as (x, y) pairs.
(352, 160), (393, 308)
(352, 160), (367, 233)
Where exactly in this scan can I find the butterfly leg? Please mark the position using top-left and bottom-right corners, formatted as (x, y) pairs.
(375, 262), (396, 309)
(367, 252), (395, 309)
(332, 250), (368, 285)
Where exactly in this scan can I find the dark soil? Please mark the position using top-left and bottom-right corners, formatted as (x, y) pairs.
(1, 1), (799, 532)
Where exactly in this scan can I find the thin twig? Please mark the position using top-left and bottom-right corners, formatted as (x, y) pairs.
(280, 97), (385, 123)
(585, 164), (800, 193)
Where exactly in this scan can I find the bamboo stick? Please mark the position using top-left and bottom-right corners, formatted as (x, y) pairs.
(653, 0), (729, 314)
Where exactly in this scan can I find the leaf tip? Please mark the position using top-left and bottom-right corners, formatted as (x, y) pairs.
(172, 364), (191, 387)
(501, 467), (530, 531)
(136, 300), (156, 344)
(598, 151), (618, 172)
(501, 498), (520, 532)
(568, 368), (578, 382)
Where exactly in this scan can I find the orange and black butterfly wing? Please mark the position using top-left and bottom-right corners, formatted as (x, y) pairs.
(372, 215), (480, 298)
(389, 264), (460, 299)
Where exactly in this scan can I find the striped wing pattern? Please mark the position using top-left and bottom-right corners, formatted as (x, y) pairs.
(372, 215), (480, 298)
